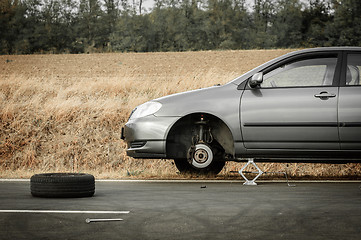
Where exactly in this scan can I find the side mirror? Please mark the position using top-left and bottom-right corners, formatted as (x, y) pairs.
(249, 72), (263, 88)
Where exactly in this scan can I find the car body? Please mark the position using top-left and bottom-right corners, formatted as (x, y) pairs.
(122, 47), (361, 174)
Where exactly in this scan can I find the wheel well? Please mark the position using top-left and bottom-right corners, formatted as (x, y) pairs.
(166, 113), (234, 159)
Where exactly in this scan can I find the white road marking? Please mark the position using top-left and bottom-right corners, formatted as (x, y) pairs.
(0, 210), (130, 214)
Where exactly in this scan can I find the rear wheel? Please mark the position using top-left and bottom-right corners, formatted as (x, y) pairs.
(174, 143), (225, 175)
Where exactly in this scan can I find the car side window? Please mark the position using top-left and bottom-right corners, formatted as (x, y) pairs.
(346, 54), (361, 86)
(261, 57), (337, 88)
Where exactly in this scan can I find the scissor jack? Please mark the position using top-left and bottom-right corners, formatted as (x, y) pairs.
(238, 159), (296, 187)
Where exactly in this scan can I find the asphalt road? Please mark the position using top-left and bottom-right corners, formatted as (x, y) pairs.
(0, 180), (360, 240)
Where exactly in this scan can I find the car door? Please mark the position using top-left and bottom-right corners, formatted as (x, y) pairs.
(338, 52), (361, 150)
(240, 53), (341, 151)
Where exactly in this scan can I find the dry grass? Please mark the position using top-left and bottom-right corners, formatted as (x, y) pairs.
(1, 50), (360, 179)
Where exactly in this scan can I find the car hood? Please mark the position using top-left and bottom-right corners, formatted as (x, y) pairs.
(155, 85), (219, 102)
(153, 82), (239, 117)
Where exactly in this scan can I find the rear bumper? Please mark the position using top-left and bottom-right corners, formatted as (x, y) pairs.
(122, 115), (180, 159)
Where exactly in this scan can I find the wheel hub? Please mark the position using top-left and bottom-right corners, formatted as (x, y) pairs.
(194, 148), (209, 164)
(187, 143), (214, 169)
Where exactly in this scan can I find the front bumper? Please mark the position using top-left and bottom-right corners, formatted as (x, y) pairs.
(122, 115), (180, 159)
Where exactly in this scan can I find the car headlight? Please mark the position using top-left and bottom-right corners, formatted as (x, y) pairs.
(129, 102), (162, 120)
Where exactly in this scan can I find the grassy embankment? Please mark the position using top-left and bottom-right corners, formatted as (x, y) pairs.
(1, 50), (360, 179)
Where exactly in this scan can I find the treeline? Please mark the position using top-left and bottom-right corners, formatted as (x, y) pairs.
(1, 0), (361, 54)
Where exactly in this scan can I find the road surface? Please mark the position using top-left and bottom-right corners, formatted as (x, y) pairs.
(0, 180), (360, 240)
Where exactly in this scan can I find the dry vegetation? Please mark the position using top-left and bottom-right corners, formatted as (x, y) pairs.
(1, 50), (360, 179)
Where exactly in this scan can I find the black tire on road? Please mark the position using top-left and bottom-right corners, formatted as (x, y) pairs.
(30, 173), (95, 198)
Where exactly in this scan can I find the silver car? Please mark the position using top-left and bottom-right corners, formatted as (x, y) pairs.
(122, 47), (361, 174)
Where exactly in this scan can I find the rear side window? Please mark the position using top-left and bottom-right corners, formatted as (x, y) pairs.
(346, 54), (361, 86)
(261, 57), (337, 88)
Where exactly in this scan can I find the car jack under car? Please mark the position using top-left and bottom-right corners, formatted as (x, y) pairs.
(237, 159), (296, 187)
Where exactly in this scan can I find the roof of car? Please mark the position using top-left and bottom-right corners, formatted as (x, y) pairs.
(277, 46), (361, 64)
(292, 46), (361, 55)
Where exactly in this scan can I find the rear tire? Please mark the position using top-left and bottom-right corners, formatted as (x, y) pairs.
(30, 173), (95, 198)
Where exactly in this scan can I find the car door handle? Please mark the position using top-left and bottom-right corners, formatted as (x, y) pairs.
(314, 92), (336, 99)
